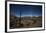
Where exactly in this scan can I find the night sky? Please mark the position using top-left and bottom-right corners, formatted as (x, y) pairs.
(10, 4), (42, 17)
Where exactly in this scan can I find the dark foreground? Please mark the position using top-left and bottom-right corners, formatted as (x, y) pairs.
(10, 16), (42, 29)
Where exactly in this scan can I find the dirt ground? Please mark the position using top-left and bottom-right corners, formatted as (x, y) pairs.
(10, 16), (42, 29)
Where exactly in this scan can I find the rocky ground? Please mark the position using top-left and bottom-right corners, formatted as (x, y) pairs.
(10, 16), (42, 29)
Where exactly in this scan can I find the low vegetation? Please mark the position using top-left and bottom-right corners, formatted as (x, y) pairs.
(10, 15), (42, 29)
